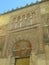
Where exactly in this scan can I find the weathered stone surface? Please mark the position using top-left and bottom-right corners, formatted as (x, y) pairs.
(0, 0), (49, 65)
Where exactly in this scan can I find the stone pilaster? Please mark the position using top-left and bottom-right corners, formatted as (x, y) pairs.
(37, 25), (44, 54)
(2, 33), (9, 57)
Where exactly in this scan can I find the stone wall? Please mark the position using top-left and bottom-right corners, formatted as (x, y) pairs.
(0, 58), (10, 65)
(0, 56), (15, 65)
(0, 1), (49, 65)
(30, 41), (49, 65)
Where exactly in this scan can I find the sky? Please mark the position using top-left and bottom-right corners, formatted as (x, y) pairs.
(0, 0), (41, 14)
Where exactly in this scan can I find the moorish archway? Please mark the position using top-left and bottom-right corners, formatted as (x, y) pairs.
(13, 39), (32, 57)
(13, 39), (32, 65)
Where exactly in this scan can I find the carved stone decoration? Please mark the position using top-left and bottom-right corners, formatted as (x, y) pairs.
(42, 14), (49, 44)
(13, 39), (32, 58)
(10, 15), (17, 23)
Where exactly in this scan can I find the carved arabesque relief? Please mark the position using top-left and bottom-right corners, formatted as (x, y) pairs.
(9, 12), (36, 30)
(13, 39), (32, 58)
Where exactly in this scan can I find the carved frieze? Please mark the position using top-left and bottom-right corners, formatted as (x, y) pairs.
(9, 11), (36, 30)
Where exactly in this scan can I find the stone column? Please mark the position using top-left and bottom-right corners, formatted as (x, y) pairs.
(30, 50), (37, 65)
(2, 33), (9, 57)
(10, 57), (15, 65)
(7, 55), (15, 65)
